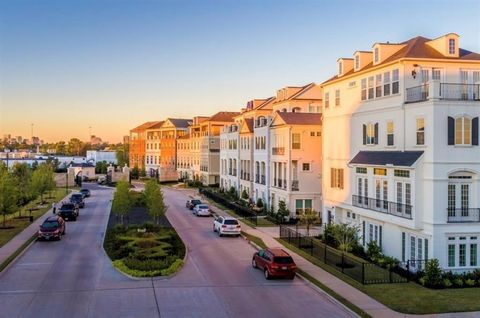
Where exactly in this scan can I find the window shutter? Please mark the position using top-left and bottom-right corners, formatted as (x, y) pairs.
(448, 116), (455, 145)
(401, 232), (405, 262)
(379, 226), (383, 250)
(374, 123), (379, 144)
(472, 117), (479, 146)
(330, 168), (334, 188)
(425, 238), (429, 260)
(339, 169), (344, 189)
(362, 124), (366, 145)
(362, 221), (366, 246)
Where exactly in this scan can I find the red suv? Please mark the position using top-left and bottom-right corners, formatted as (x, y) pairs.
(252, 248), (297, 280)
(38, 216), (66, 241)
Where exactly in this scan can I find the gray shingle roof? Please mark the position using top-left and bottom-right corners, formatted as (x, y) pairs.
(349, 151), (424, 167)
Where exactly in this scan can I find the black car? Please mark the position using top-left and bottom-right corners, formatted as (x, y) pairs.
(70, 193), (85, 208)
(38, 216), (66, 240)
(58, 203), (79, 221)
(186, 199), (202, 210)
(80, 188), (91, 198)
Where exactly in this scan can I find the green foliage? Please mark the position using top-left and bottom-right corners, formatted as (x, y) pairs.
(297, 209), (320, 236)
(330, 223), (359, 253)
(256, 198), (264, 208)
(442, 278), (453, 288)
(30, 164), (55, 203)
(12, 163), (33, 206)
(277, 200), (289, 219)
(323, 224), (337, 247)
(0, 169), (18, 227)
(423, 259), (443, 288)
(144, 180), (167, 224)
(366, 241), (382, 262)
(228, 186), (237, 199)
(241, 189), (249, 200)
(116, 149), (127, 167)
(131, 166), (139, 179)
(112, 181), (131, 222)
(453, 278), (464, 287)
(465, 279), (475, 287)
(140, 168), (146, 177)
(95, 161), (108, 174)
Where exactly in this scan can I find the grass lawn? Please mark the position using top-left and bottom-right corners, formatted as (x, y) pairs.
(241, 231), (268, 249)
(104, 223), (185, 277)
(278, 238), (480, 315)
(0, 188), (69, 248)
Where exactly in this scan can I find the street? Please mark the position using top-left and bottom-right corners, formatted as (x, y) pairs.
(0, 184), (354, 318)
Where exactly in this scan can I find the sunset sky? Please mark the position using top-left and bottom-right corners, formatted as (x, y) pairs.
(1, 0), (479, 143)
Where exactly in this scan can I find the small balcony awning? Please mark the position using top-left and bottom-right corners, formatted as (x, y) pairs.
(349, 151), (424, 167)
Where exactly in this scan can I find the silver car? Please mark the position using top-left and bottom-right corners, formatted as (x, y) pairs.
(193, 204), (211, 216)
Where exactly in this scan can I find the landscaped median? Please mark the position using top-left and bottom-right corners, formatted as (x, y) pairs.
(104, 223), (186, 278)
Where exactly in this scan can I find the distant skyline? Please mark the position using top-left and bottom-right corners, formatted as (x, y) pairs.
(1, 0), (479, 143)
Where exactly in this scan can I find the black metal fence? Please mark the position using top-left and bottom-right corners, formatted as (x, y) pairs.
(279, 225), (408, 285)
(199, 188), (257, 225)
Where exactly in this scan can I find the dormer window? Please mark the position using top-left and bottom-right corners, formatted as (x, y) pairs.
(374, 47), (379, 63)
(449, 38), (456, 55)
(355, 55), (360, 70)
(338, 62), (343, 75)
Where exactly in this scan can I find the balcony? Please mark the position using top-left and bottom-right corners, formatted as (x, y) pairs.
(447, 208), (480, 223)
(405, 81), (480, 103)
(272, 147), (285, 155)
(291, 180), (299, 191)
(352, 195), (413, 220)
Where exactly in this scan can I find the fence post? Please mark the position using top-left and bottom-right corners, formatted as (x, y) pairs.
(324, 240), (327, 264)
(341, 253), (345, 273)
(362, 263), (365, 284)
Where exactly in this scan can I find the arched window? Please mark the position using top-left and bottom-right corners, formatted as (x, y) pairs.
(292, 107), (301, 113)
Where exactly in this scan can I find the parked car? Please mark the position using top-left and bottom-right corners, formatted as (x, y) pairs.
(58, 203), (79, 221)
(186, 199), (202, 210)
(252, 248), (297, 280)
(97, 175), (107, 185)
(213, 216), (241, 237)
(70, 193), (85, 208)
(80, 188), (91, 198)
(193, 204), (210, 216)
(38, 216), (65, 240)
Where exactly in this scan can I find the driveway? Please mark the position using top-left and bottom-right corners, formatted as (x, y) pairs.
(0, 184), (354, 318)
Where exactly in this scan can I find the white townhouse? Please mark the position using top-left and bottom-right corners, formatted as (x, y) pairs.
(145, 121), (164, 178)
(322, 33), (480, 271)
(220, 121), (240, 192)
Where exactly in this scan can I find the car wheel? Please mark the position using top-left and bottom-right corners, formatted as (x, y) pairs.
(264, 269), (271, 280)
(252, 258), (257, 268)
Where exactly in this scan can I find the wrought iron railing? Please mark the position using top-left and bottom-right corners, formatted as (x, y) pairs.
(440, 83), (480, 101)
(405, 84), (429, 103)
(447, 208), (480, 223)
(352, 195), (413, 220)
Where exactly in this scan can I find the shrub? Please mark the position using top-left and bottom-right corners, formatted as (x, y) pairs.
(419, 277), (426, 286)
(323, 224), (337, 247)
(256, 198), (263, 208)
(465, 279), (476, 287)
(123, 257), (169, 271)
(377, 256), (399, 268)
(443, 278), (453, 288)
(453, 278), (464, 287)
(366, 241), (382, 262)
(351, 243), (367, 258)
(241, 190), (249, 200)
(422, 259), (443, 288)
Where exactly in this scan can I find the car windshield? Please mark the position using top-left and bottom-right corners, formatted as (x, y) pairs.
(80, 189), (88, 193)
(274, 256), (294, 264)
(224, 219), (238, 225)
(71, 194), (82, 199)
(42, 221), (59, 228)
(197, 205), (208, 209)
(192, 200), (201, 205)
(61, 204), (75, 210)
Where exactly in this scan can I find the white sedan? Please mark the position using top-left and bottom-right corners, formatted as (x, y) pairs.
(213, 216), (241, 237)
(193, 204), (211, 216)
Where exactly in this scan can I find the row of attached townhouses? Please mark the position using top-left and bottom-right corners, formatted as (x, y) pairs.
(129, 33), (480, 272)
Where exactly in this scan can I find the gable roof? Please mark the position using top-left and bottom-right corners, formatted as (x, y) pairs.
(349, 151), (424, 167)
(274, 83), (319, 103)
(322, 35), (480, 85)
(147, 121), (164, 129)
(207, 111), (240, 122)
(130, 121), (162, 132)
(254, 97), (276, 110)
(166, 118), (192, 128)
(240, 118), (254, 133)
(272, 112), (322, 126)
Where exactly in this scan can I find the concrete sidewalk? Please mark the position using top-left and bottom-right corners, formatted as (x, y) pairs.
(187, 189), (478, 318)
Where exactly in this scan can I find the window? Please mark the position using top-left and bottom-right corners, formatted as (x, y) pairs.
(374, 168), (387, 176)
(295, 199), (312, 214)
(449, 38), (456, 55)
(394, 169), (409, 178)
(416, 118), (425, 145)
(302, 163), (310, 171)
(368, 76), (374, 99)
(324, 92), (329, 108)
(356, 167), (367, 174)
(330, 168), (344, 189)
(365, 123), (377, 145)
(375, 74), (382, 98)
(471, 244), (477, 266)
(292, 133), (301, 149)
(335, 89), (340, 107)
(355, 55), (360, 69)
(455, 117), (472, 145)
(410, 237), (416, 260)
(383, 72), (391, 96)
(418, 238), (423, 260)
(459, 244), (466, 266)
(448, 244), (455, 267)
(361, 79), (367, 101)
(387, 121), (394, 146)
(374, 47), (379, 63)
(310, 131), (315, 137)
(432, 68), (441, 80)
(392, 69), (399, 94)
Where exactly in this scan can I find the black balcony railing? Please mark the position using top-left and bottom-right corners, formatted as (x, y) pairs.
(447, 208), (480, 223)
(291, 180), (299, 191)
(440, 83), (480, 101)
(405, 84), (429, 103)
(352, 195), (413, 220)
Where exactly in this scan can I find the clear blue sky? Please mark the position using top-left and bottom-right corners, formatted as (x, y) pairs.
(1, 0), (479, 143)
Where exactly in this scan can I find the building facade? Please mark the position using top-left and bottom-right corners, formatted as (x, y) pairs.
(322, 33), (480, 271)
(129, 121), (161, 170)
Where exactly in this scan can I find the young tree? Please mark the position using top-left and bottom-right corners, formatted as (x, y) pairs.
(277, 200), (290, 221)
(144, 180), (167, 225)
(241, 189), (249, 200)
(297, 209), (320, 237)
(0, 169), (18, 227)
(31, 164), (55, 204)
(331, 223), (359, 253)
(112, 180), (131, 224)
(131, 166), (139, 180)
(12, 163), (33, 208)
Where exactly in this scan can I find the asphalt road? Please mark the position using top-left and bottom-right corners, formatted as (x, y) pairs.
(0, 183), (354, 318)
